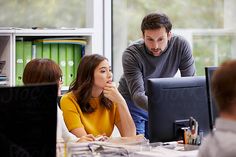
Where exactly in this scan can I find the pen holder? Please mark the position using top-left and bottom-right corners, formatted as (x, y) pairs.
(183, 117), (202, 145)
(175, 117), (202, 145)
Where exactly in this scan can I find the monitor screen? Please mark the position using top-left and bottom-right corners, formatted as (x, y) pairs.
(205, 66), (219, 129)
(0, 83), (58, 157)
(148, 76), (212, 143)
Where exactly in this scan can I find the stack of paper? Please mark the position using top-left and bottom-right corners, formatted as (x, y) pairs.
(65, 135), (148, 157)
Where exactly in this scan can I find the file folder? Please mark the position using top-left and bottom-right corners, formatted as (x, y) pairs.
(66, 44), (74, 86)
(74, 44), (82, 77)
(42, 44), (50, 58)
(51, 44), (59, 64)
(35, 41), (43, 58)
(32, 44), (36, 59)
(59, 44), (67, 86)
(23, 41), (32, 68)
(15, 41), (24, 85)
(36, 38), (87, 45)
(81, 45), (85, 57)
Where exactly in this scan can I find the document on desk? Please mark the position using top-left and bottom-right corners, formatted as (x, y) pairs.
(66, 141), (140, 157)
(65, 135), (199, 157)
(66, 135), (148, 157)
(134, 145), (198, 157)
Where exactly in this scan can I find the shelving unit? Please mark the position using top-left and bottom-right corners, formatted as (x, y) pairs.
(0, 28), (102, 87)
(0, 33), (12, 86)
(0, 0), (112, 87)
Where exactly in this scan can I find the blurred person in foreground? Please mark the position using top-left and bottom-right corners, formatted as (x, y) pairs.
(198, 60), (236, 157)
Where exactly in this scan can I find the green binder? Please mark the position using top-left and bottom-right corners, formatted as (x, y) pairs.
(59, 44), (67, 86)
(35, 42), (43, 58)
(32, 44), (36, 59)
(23, 41), (32, 68)
(42, 44), (50, 58)
(74, 44), (82, 79)
(50, 44), (59, 64)
(15, 41), (24, 85)
(66, 44), (74, 86)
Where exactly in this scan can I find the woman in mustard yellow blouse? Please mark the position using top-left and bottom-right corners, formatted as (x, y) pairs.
(60, 54), (136, 138)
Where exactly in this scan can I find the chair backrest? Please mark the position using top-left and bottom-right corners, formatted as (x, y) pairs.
(0, 83), (58, 157)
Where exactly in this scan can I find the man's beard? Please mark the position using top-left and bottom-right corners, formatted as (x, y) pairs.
(151, 48), (163, 56)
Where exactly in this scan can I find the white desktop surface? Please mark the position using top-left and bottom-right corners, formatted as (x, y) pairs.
(62, 136), (199, 157)
(134, 145), (198, 157)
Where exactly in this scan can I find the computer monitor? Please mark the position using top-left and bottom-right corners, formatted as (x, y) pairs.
(205, 66), (219, 129)
(0, 83), (58, 157)
(148, 76), (212, 143)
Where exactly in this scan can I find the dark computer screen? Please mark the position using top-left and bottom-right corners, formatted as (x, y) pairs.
(0, 83), (58, 157)
(147, 76), (212, 143)
(205, 66), (219, 129)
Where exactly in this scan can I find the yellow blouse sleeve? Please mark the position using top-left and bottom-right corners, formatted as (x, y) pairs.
(60, 93), (84, 131)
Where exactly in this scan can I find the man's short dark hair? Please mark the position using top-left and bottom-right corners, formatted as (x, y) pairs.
(141, 12), (172, 34)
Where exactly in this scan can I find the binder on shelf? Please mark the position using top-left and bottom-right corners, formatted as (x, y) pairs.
(37, 37), (87, 40)
(81, 45), (86, 57)
(51, 44), (59, 64)
(42, 43), (50, 58)
(13, 36), (88, 86)
(15, 41), (24, 85)
(23, 41), (32, 67)
(66, 44), (74, 86)
(34, 41), (43, 58)
(35, 38), (87, 46)
(74, 44), (82, 76)
(32, 44), (36, 59)
(59, 44), (67, 86)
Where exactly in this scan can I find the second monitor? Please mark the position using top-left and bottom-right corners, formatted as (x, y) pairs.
(147, 76), (212, 143)
(205, 66), (219, 130)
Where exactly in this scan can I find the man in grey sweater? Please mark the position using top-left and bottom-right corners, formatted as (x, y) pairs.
(118, 12), (195, 138)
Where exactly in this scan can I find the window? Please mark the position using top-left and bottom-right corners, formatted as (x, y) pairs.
(0, 1), (89, 28)
(113, 0), (236, 79)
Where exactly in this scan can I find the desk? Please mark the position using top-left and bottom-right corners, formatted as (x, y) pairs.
(59, 136), (199, 157)
(133, 144), (199, 157)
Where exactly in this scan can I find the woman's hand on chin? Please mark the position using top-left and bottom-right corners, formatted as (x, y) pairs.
(103, 82), (125, 104)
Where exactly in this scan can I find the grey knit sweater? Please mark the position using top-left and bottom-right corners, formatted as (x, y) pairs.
(118, 35), (195, 110)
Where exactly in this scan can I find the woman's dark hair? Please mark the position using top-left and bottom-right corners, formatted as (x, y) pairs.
(23, 58), (62, 84)
(69, 54), (112, 113)
(141, 12), (172, 34)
